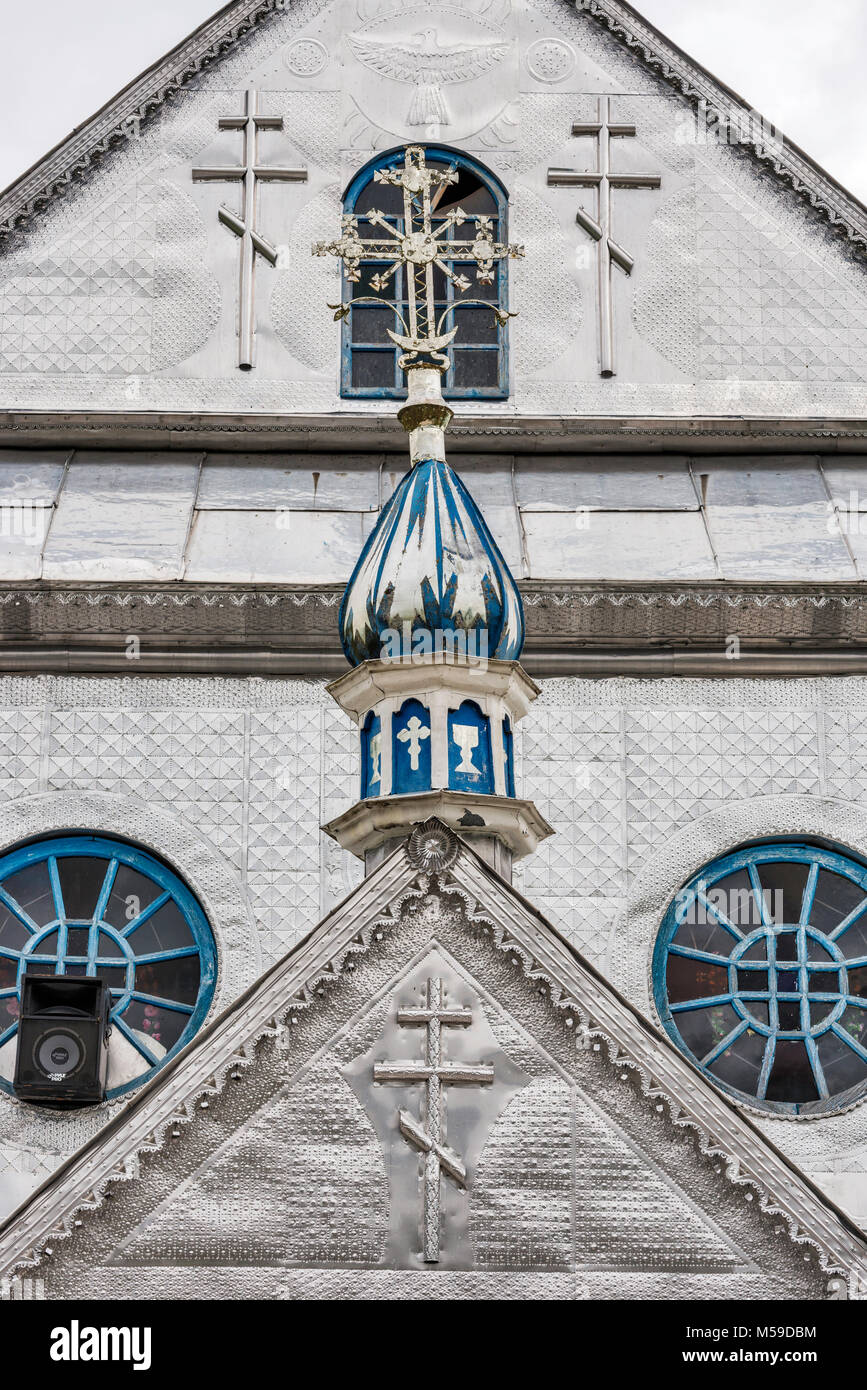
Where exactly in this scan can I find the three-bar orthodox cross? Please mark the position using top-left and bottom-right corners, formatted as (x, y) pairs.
(313, 145), (523, 370)
(193, 87), (307, 369)
(373, 977), (493, 1262)
(548, 97), (661, 377)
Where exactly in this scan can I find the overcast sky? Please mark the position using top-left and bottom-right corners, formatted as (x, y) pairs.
(0, 0), (864, 200)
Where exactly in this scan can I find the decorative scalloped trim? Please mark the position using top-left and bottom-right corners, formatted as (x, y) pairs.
(1, 873), (428, 1282)
(576, 0), (867, 254)
(436, 869), (854, 1293)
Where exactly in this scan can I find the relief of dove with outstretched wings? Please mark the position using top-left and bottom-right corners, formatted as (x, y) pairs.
(346, 28), (511, 126)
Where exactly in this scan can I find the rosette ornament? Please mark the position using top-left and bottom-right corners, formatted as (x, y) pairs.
(339, 456), (525, 667)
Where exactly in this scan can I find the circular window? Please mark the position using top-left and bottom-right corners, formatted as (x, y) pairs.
(0, 835), (217, 1100)
(653, 843), (867, 1116)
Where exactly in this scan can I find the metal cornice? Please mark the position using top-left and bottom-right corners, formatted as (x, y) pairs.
(0, 827), (864, 1288)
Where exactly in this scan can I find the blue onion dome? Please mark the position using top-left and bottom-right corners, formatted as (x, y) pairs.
(339, 457), (525, 666)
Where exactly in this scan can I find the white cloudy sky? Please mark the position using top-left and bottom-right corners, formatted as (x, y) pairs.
(0, 0), (864, 200)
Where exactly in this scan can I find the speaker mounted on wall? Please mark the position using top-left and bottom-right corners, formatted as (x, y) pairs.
(13, 975), (111, 1106)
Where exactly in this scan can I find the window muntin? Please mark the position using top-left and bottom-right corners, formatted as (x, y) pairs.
(343, 148), (509, 400)
(653, 843), (867, 1116)
(0, 835), (216, 1100)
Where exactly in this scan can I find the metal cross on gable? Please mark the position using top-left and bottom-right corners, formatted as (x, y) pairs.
(313, 145), (523, 369)
(192, 87), (307, 369)
(373, 976), (493, 1263)
(548, 97), (661, 378)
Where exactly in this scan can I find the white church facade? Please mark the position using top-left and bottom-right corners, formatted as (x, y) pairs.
(0, 0), (864, 1301)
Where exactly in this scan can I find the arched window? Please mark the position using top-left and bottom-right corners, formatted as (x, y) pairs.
(0, 834), (217, 1100)
(342, 147), (510, 400)
(653, 841), (867, 1117)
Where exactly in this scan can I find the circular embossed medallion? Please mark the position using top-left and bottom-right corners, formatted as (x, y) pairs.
(284, 37), (329, 77)
(407, 820), (459, 872)
(526, 38), (575, 84)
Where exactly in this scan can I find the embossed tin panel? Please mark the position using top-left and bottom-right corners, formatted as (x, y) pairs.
(42, 455), (200, 581)
(521, 508), (716, 580)
(515, 456), (698, 511)
(196, 454), (382, 511)
(184, 507), (377, 582)
(699, 459), (853, 581)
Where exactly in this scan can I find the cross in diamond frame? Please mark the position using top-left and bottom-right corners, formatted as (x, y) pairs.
(313, 145), (523, 370)
(373, 976), (493, 1262)
(192, 87), (307, 369)
(548, 97), (661, 378)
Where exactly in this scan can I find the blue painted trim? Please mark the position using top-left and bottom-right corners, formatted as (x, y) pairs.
(652, 840), (867, 1116)
(341, 145), (510, 402)
(0, 834), (217, 1101)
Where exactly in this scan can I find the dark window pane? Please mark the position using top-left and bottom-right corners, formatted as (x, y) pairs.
(758, 861), (809, 924)
(58, 856), (108, 921)
(3, 863), (55, 926)
(777, 1001), (802, 1032)
(432, 168), (496, 217)
(102, 864), (164, 931)
(31, 930), (58, 956)
(765, 1040), (817, 1102)
(351, 306), (396, 344)
(743, 1002), (769, 1027)
(352, 265), (397, 299)
(452, 306), (498, 344)
(129, 900), (193, 956)
(741, 938), (768, 961)
(122, 999), (186, 1052)
(65, 927), (90, 958)
(96, 929), (125, 960)
(807, 934), (835, 962)
(705, 871), (758, 930)
(95, 965), (128, 991)
(352, 351), (395, 390)
(810, 1000), (836, 1027)
(0, 994), (18, 1028)
(452, 349), (499, 390)
(674, 913), (737, 956)
(835, 911), (867, 960)
(64, 962), (88, 977)
(809, 870), (867, 934)
(134, 954), (200, 1008)
(776, 969), (799, 993)
(0, 958), (17, 991)
(837, 1005), (867, 1050)
(817, 1028), (867, 1093)
(676, 1003), (739, 1059)
(848, 966), (867, 998)
(0, 908), (29, 953)
(775, 931), (798, 962)
(709, 1028), (767, 1094)
(666, 957), (728, 1005)
(736, 968), (768, 993)
(354, 182), (404, 215)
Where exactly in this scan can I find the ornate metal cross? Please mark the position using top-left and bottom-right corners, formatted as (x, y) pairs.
(313, 145), (523, 370)
(193, 87), (307, 369)
(373, 976), (493, 1262)
(548, 98), (661, 378)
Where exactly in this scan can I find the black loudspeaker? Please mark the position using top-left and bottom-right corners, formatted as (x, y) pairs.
(13, 976), (110, 1106)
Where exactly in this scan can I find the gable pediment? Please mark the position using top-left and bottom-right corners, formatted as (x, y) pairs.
(0, 822), (863, 1300)
(0, 0), (863, 425)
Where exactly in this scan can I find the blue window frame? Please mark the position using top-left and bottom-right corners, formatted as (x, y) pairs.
(0, 835), (217, 1100)
(341, 147), (510, 401)
(653, 842), (867, 1116)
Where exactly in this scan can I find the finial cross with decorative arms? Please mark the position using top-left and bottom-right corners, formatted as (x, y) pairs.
(314, 145), (524, 371)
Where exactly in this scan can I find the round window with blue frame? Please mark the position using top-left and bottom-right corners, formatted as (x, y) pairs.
(342, 146), (510, 400)
(653, 842), (867, 1116)
(0, 835), (217, 1100)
